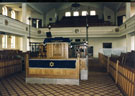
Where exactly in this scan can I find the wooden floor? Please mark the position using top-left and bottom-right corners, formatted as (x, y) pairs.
(0, 58), (124, 96)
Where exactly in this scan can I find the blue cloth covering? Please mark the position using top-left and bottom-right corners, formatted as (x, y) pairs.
(29, 59), (76, 69)
(43, 37), (70, 43)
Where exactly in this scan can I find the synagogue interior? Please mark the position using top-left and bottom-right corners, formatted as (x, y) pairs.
(0, 2), (135, 96)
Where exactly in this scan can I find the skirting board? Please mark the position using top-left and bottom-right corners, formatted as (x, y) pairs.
(26, 78), (79, 85)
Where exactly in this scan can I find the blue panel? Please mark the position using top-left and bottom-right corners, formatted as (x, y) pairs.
(29, 60), (76, 69)
(43, 37), (71, 43)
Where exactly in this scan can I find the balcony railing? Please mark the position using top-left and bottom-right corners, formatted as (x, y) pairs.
(0, 14), (135, 38)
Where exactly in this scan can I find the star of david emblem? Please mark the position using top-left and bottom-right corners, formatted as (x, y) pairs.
(49, 62), (54, 67)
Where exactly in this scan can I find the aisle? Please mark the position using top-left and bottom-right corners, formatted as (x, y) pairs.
(0, 58), (124, 96)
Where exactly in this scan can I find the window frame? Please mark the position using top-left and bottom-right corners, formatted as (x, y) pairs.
(73, 11), (79, 16)
(90, 10), (96, 16)
(65, 12), (71, 17)
(82, 11), (87, 16)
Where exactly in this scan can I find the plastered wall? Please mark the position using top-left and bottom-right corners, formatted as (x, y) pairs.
(87, 37), (126, 57)
(103, 6), (115, 25)
(70, 37), (126, 58)
(45, 3), (104, 26)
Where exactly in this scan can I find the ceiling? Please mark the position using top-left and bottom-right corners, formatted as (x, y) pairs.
(28, 3), (70, 14)
(0, 2), (124, 13)
(28, 2), (124, 13)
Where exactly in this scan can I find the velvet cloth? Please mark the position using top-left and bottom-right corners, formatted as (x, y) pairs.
(44, 37), (70, 43)
(29, 59), (76, 68)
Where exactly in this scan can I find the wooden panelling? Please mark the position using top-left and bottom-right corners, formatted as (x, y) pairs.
(46, 43), (68, 59)
(26, 54), (79, 79)
(28, 68), (79, 79)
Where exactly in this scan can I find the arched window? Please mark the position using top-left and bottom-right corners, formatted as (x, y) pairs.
(2, 6), (8, 16)
(90, 10), (96, 16)
(65, 12), (71, 17)
(11, 10), (16, 19)
(73, 11), (79, 16)
(82, 11), (87, 16)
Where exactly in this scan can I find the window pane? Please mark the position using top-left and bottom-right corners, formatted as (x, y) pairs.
(65, 12), (71, 17)
(11, 36), (15, 48)
(82, 11), (87, 16)
(2, 6), (8, 16)
(2, 35), (7, 48)
(11, 10), (16, 19)
(73, 11), (79, 16)
(90, 10), (96, 16)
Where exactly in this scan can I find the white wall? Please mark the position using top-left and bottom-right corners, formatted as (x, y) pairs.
(87, 37), (126, 57)
(31, 38), (44, 42)
(16, 11), (22, 22)
(21, 4), (44, 26)
(103, 6), (115, 25)
(31, 10), (44, 27)
(57, 5), (103, 21)
(46, 8), (56, 26)
(131, 3), (135, 17)
(29, 36), (126, 58)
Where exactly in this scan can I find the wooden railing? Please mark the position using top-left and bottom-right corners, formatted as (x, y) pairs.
(99, 53), (135, 96)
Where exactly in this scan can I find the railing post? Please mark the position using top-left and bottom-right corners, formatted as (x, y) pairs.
(107, 57), (110, 73)
(115, 60), (119, 84)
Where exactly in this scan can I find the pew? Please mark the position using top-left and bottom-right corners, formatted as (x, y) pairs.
(0, 50), (23, 78)
(99, 53), (135, 96)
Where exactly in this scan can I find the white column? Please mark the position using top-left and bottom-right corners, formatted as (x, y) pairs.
(22, 3), (27, 24)
(126, 34), (131, 52)
(131, 35), (135, 51)
(134, 35), (135, 51)
(22, 35), (28, 52)
(36, 20), (39, 28)
(0, 35), (2, 50)
(126, 3), (131, 20)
